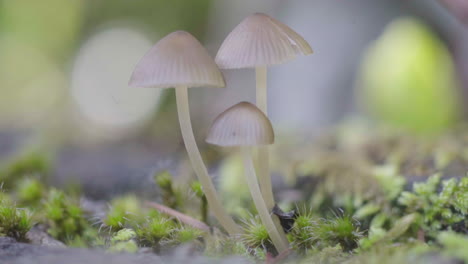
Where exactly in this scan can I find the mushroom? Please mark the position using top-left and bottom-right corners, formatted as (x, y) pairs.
(129, 31), (240, 235)
(206, 101), (289, 252)
(215, 12), (312, 237)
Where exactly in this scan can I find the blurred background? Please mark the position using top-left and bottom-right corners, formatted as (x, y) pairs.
(0, 0), (466, 198)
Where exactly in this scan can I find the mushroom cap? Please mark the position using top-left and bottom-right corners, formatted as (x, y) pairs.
(206, 102), (274, 147)
(129, 31), (225, 89)
(215, 13), (313, 69)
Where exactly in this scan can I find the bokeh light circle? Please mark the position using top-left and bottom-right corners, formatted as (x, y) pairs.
(71, 28), (161, 130)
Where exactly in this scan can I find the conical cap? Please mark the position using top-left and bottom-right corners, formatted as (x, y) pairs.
(206, 102), (274, 147)
(129, 31), (225, 88)
(215, 13), (313, 69)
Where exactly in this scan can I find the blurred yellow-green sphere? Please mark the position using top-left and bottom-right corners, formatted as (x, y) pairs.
(359, 18), (460, 135)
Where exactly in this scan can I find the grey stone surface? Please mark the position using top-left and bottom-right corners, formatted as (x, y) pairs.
(0, 237), (163, 264)
(54, 143), (179, 200)
(0, 237), (251, 264)
(25, 225), (66, 248)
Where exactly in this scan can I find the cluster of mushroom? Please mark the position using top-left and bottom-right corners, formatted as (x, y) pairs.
(129, 13), (312, 253)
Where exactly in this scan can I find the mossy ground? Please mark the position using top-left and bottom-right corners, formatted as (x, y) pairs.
(0, 123), (466, 263)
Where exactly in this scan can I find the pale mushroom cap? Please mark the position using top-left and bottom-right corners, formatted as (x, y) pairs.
(206, 102), (274, 147)
(215, 13), (313, 69)
(129, 31), (225, 88)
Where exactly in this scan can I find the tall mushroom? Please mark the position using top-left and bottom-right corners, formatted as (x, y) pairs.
(215, 12), (312, 236)
(206, 101), (289, 252)
(129, 31), (240, 235)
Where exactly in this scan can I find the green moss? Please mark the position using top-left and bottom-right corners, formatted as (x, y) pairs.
(0, 200), (32, 241)
(242, 217), (274, 254)
(297, 246), (348, 264)
(0, 122), (465, 262)
(451, 176), (468, 215)
(0, 190), (12, 204)
(290, 211), (316, 253)
(303, 154), (380, 213)
(156, 226), (206, 252)
(398, 175), (467, 238)
(43, 189), (92, 245)
(173, 226), (203, 244)
(205, 234), (251, 259)
(66, 229), (98, 248)
(290, 209), (363, 253)
(353, 203), (381, 220)
(218, 154), (254, 218)
(136, 211), (177, 250)
(348, 243), (433, 264)
(16, 178), (45, 205)
(155, 171), (172, 190)
(108, 228), (138, 253)
(316, 214), (363, 252)
(384, 214), (415, 239)
(108, 240), (139, 253)
(438, 231), (468, 262)
(154, 171), (182, 209)
(111, 228), (137, 242)
(141, 217), (174, 241)
(359, 214), (417, 250)
(0, 152), (50, 188)
(372, 165), (406, 201)
(104, 194), (142, 231)
(191, 181), (207, 223)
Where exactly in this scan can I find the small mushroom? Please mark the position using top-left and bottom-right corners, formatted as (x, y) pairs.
(215, 13), (313, 70)
(206, 102), (289, 252)
(129, 31), (240, 235)
(215, 12), (312, 239)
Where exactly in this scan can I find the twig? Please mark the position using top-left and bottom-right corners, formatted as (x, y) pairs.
(144, 201), (210, 232)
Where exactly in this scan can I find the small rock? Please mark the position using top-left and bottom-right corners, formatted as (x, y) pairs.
(80, 197), (107, 219)
(26, 225), (66, 248)
(138, 247), (154, 254)
(0, 237), (17, 244)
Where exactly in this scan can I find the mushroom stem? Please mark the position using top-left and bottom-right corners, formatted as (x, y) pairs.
(255, 66), (273, 207)
(256, 66), (268, 114)
(255, 66), (288, 242)
(241, 146), (289, 252)
(175, 86), (241, 236)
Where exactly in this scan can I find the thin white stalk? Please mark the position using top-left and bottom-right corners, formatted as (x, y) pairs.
(175, 86), (241, 236)
(241, 146), (289, 252)
(255, 66), (274, 207)
(255, 66), (289, 244)
(256, 66), (268, 114)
